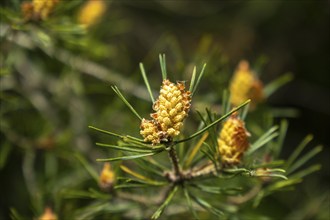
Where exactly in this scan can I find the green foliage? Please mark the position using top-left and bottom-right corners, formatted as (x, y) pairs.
(87, 59), (321, 219)
(0, 1), (327, 220)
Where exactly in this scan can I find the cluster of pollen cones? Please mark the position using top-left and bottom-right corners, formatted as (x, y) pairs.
(217, 113), (250, 166)
(140, 79), (191, 145)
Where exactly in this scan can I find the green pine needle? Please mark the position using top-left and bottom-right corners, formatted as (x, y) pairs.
(133, 159), (165, 177)
(0, 142), (11, 170)
(176, 99), (250, 143)
(189, 66), (197, 92)
(10, 208), (25, 220)
(117, 175), (167, 186)
(289, 164), (321, 179)
(253, 190), (265, 208)
(143, 157), (169, 171)
(88, 126), (123, 138)
(191, 63), (207, 95)
(205, 108), (218, 149)
(139, 63), (155, 103)
(222, 89), (231, 115)
(247, 125), (279, 155)
(124, 135), (147, 143)
(111, 86), (142, 120)
(264, 72), (293, 97)
(287, 145), (322, 175)
(191, 195), (224, 217)
(96, 143), (155, 153)
(286, 134), (313, 169)
(201, 145), (217, 166)
(97, 152), (160, 162)
(151, 186), (178, 219)
(114, 184), (150, 189)
(273, 120), (288, 158)
(184, 132), (209, 168)
(75, 153), (99, 183)
(184, 187), (199, 219)
(192, 184), (242, 195)
(61, 189), (111, 200)
(239, 102), (250, 120)
(159, 54), (167, 80)
(266, 178), (302, 192)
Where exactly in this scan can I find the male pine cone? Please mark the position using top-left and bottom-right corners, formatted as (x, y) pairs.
(140, 79), (191, 144)
(229, 60), (264, 109)
(99, 162), (115, 191)
(218, 113), (250, 166)
(21, 0), (59, 21)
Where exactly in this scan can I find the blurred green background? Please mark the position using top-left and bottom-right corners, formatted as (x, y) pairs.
(0, 0), (329, 219)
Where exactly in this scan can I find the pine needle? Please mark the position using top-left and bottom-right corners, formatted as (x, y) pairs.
(159, 54), (167, 80)
(184, 132), (209, 168)
(139, 63), (155, 103)
(151, 186), (178, 219)
(176, 99), (250, 143)
(111, 86), (142, 120)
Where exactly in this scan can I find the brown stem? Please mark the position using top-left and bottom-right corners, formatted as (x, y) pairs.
(165, 160), (218, 183)
(167, 145), (182, 178)
(185, 162), (217, 179)
(165, 143), (220, 183)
